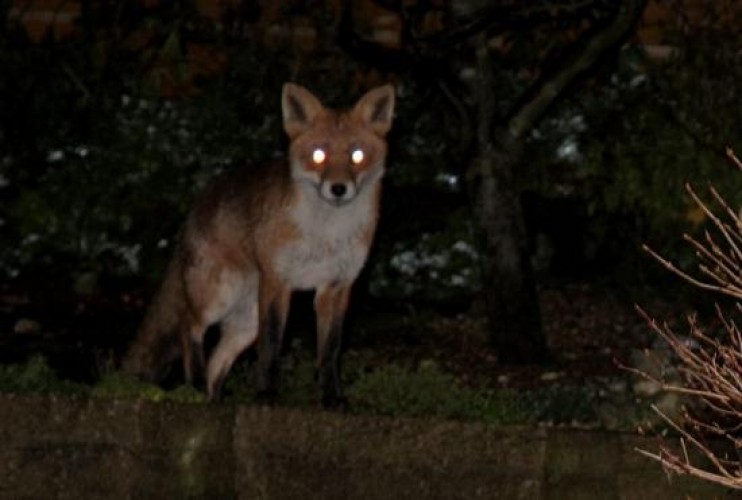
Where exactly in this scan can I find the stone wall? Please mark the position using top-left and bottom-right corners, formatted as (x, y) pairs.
(0, 394), (728, 499)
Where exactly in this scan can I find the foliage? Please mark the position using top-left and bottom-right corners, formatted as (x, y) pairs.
(0, 355), (87, 395)
(0, 30), (287, 285)
(522, 6), (742, 279)
(370, 214), (480, 301)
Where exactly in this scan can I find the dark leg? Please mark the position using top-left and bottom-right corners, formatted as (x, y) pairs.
(314, 285), (351, 408)
(256, 280), (290, 403)
(181, 320), (207, 389)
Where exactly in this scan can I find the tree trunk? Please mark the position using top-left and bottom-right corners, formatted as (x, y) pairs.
(467, 39), (548, 363)
(465, 0), (647, 363)
(469, 134), (548, 363)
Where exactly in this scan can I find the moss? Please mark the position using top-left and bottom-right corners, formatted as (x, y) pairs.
(92, 372), (205, 403)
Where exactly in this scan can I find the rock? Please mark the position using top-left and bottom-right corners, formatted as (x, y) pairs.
(540, 371), (564, 382)
(13, 318), (41, 335)
(633, 379), (662, 398)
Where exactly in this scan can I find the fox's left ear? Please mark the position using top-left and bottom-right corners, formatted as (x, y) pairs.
(353, 84), (395, 136)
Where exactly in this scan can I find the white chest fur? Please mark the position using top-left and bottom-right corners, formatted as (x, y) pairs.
(276, 185), (377, 290)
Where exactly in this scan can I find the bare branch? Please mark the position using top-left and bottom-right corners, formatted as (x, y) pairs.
(727, 147), (742, 171)
(637, 159), (742, 489)
(686, 184), (742, 266)
(507, 0), (648, 140)
(642, 244), (742, 299)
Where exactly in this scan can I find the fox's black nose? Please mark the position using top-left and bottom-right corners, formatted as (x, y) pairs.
(330, 183), (347, 198)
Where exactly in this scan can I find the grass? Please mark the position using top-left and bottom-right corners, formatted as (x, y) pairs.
(217, 347), (530, 425)
(0, 352), (639, 428)
(346, 361), (529, 425)
(92, 372), (205, 403)
(0, 354), (88, 396)
(0, 355), (205, 403)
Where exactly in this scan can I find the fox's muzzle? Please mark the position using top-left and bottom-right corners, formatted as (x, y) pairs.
(320, 179), (357, 205)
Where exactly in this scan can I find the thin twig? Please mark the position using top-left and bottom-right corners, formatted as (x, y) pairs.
(727, 147), (742, 171)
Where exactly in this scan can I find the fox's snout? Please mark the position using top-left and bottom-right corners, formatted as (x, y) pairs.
(290, 156), (363, 206)
(320, 177), (357, 205)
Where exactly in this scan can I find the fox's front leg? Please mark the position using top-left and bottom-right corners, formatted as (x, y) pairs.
(314, 284), (351, 408)
(256, 275), (291, 402)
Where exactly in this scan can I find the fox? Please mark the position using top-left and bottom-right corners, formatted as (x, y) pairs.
(121, 83), (395, 406)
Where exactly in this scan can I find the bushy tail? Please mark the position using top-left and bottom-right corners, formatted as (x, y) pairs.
(121, 258), (187, 382)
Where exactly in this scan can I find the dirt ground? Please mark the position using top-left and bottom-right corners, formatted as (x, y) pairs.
(352, 283), (686, 391)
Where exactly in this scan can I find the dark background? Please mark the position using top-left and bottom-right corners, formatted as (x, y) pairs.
(0, 0), (740, 398)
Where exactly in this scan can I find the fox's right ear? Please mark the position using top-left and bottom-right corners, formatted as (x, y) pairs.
(282, 83), (325, 139)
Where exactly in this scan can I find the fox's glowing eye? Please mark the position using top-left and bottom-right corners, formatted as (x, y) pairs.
(351, 149), (364, 164)
(312, 148), (326, 164)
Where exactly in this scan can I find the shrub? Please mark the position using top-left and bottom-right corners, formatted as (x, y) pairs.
(634, 149), (742, 490)
(0, 355), (87, 395)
